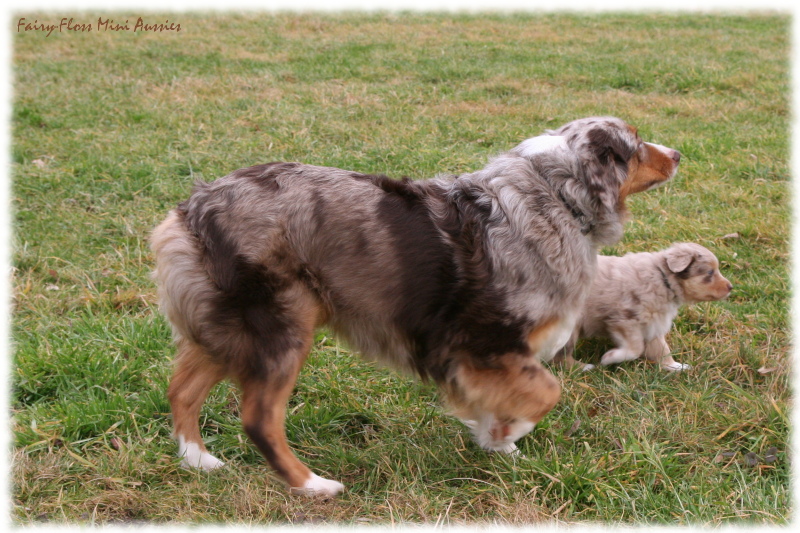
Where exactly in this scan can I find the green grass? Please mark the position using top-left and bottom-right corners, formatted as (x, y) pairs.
(11, 11), (790, 525)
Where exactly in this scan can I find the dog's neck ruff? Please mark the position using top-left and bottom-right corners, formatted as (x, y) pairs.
(557, 191), (594, 235)
(517, 135), (568, 159)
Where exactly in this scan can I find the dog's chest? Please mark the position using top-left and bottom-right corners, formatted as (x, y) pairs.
(529, 310), (581, 363)
(641, 305), (679, 341)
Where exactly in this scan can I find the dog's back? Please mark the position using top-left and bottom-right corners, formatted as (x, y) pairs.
(154, 163), (451, 378)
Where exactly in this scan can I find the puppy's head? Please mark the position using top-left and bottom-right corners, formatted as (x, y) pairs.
(663, 243), (733, 303)
(553, 116), (681, 211)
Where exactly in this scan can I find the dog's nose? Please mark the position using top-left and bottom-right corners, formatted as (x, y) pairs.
(672, 150), (681, 164)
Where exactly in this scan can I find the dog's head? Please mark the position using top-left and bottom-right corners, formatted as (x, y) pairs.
(518, 117), (679, 245)
(554, 116), (680, 206)
(663, 242), (733, 303)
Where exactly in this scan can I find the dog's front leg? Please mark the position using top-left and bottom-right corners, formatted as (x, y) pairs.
(551, 336), (595, 371)
(644, 336), (690, 371)
(452, 358), (560, 455)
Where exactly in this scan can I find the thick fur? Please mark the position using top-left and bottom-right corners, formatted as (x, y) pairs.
(554, 243), (732, 371)
(151, 116), (680, 496)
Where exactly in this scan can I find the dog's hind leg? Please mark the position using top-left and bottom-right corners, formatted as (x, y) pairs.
(233, 288), (343, 498)
(238, 345), (345, 498)
(599, 330), (644, 367)
(168, 341), (227, 471)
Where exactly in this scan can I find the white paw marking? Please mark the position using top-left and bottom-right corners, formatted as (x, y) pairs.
(582, 363), (596, 371)
(490, 441), (519, 454)
(600, 349), (638, 366)
(291, 473), (345, 498)
(177, 435), (225, 471)
(663, 362), (691, 372)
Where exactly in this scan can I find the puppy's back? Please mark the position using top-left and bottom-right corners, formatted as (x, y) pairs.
(580, 251), (671, 337)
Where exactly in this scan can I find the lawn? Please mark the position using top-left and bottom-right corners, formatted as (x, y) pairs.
(10, 11), (791, 525)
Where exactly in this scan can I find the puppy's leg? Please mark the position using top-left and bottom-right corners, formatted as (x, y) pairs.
(644, 336), (690, 371)
(451, 358), (561, 453)
(168, 341), (227, 471)
(599, 330), (644, 367)
(551, 336), (595, 371)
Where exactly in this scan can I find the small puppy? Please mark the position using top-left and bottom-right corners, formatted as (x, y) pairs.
(555, 243), (732, 371)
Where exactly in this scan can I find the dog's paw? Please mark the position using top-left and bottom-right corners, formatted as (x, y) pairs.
(582, 363), (596, 371)
(483, 441), (519, 454)
(600, 348), (639, 366)
(662, 361), (691, 372)
(290, 473), (345, 498)
(178, 437), (225, 471)
(180, 454), (225, 471)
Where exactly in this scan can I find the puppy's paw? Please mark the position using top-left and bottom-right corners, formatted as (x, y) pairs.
(180, 453), (225, 472)
(600, 348), (639, 366)
(662, 361), (691, 372)
(485, 441), (520, 455)
(582, 363), (596, 371)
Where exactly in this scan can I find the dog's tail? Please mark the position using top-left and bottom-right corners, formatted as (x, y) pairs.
(173, 180), (248, 296)
(151, 209), (220, 347)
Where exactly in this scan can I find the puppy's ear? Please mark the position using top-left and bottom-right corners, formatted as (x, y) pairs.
(665, 248), (695, 273)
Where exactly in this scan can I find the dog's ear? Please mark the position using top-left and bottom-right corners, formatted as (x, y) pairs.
(552, 117), (641, 245)
(586, 124), (638, 169)
(577, 124), (638, 213)
(665, 247), (695, 273)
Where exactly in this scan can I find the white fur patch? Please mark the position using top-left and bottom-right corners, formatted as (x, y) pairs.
(646, 142), (671, 156)
(291, 473), (345, 498)
(465, 415), (535, 454)
(663, 361), (691, 372)
(537, 310), (581, 363)
(506, 419), (537, 443)
(516, 135), (567, 159)
(645, 142), (680, 182)
(600, 347), (640, 366)
(177, 435), (225, 471)
(643, 306), (679, 341)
